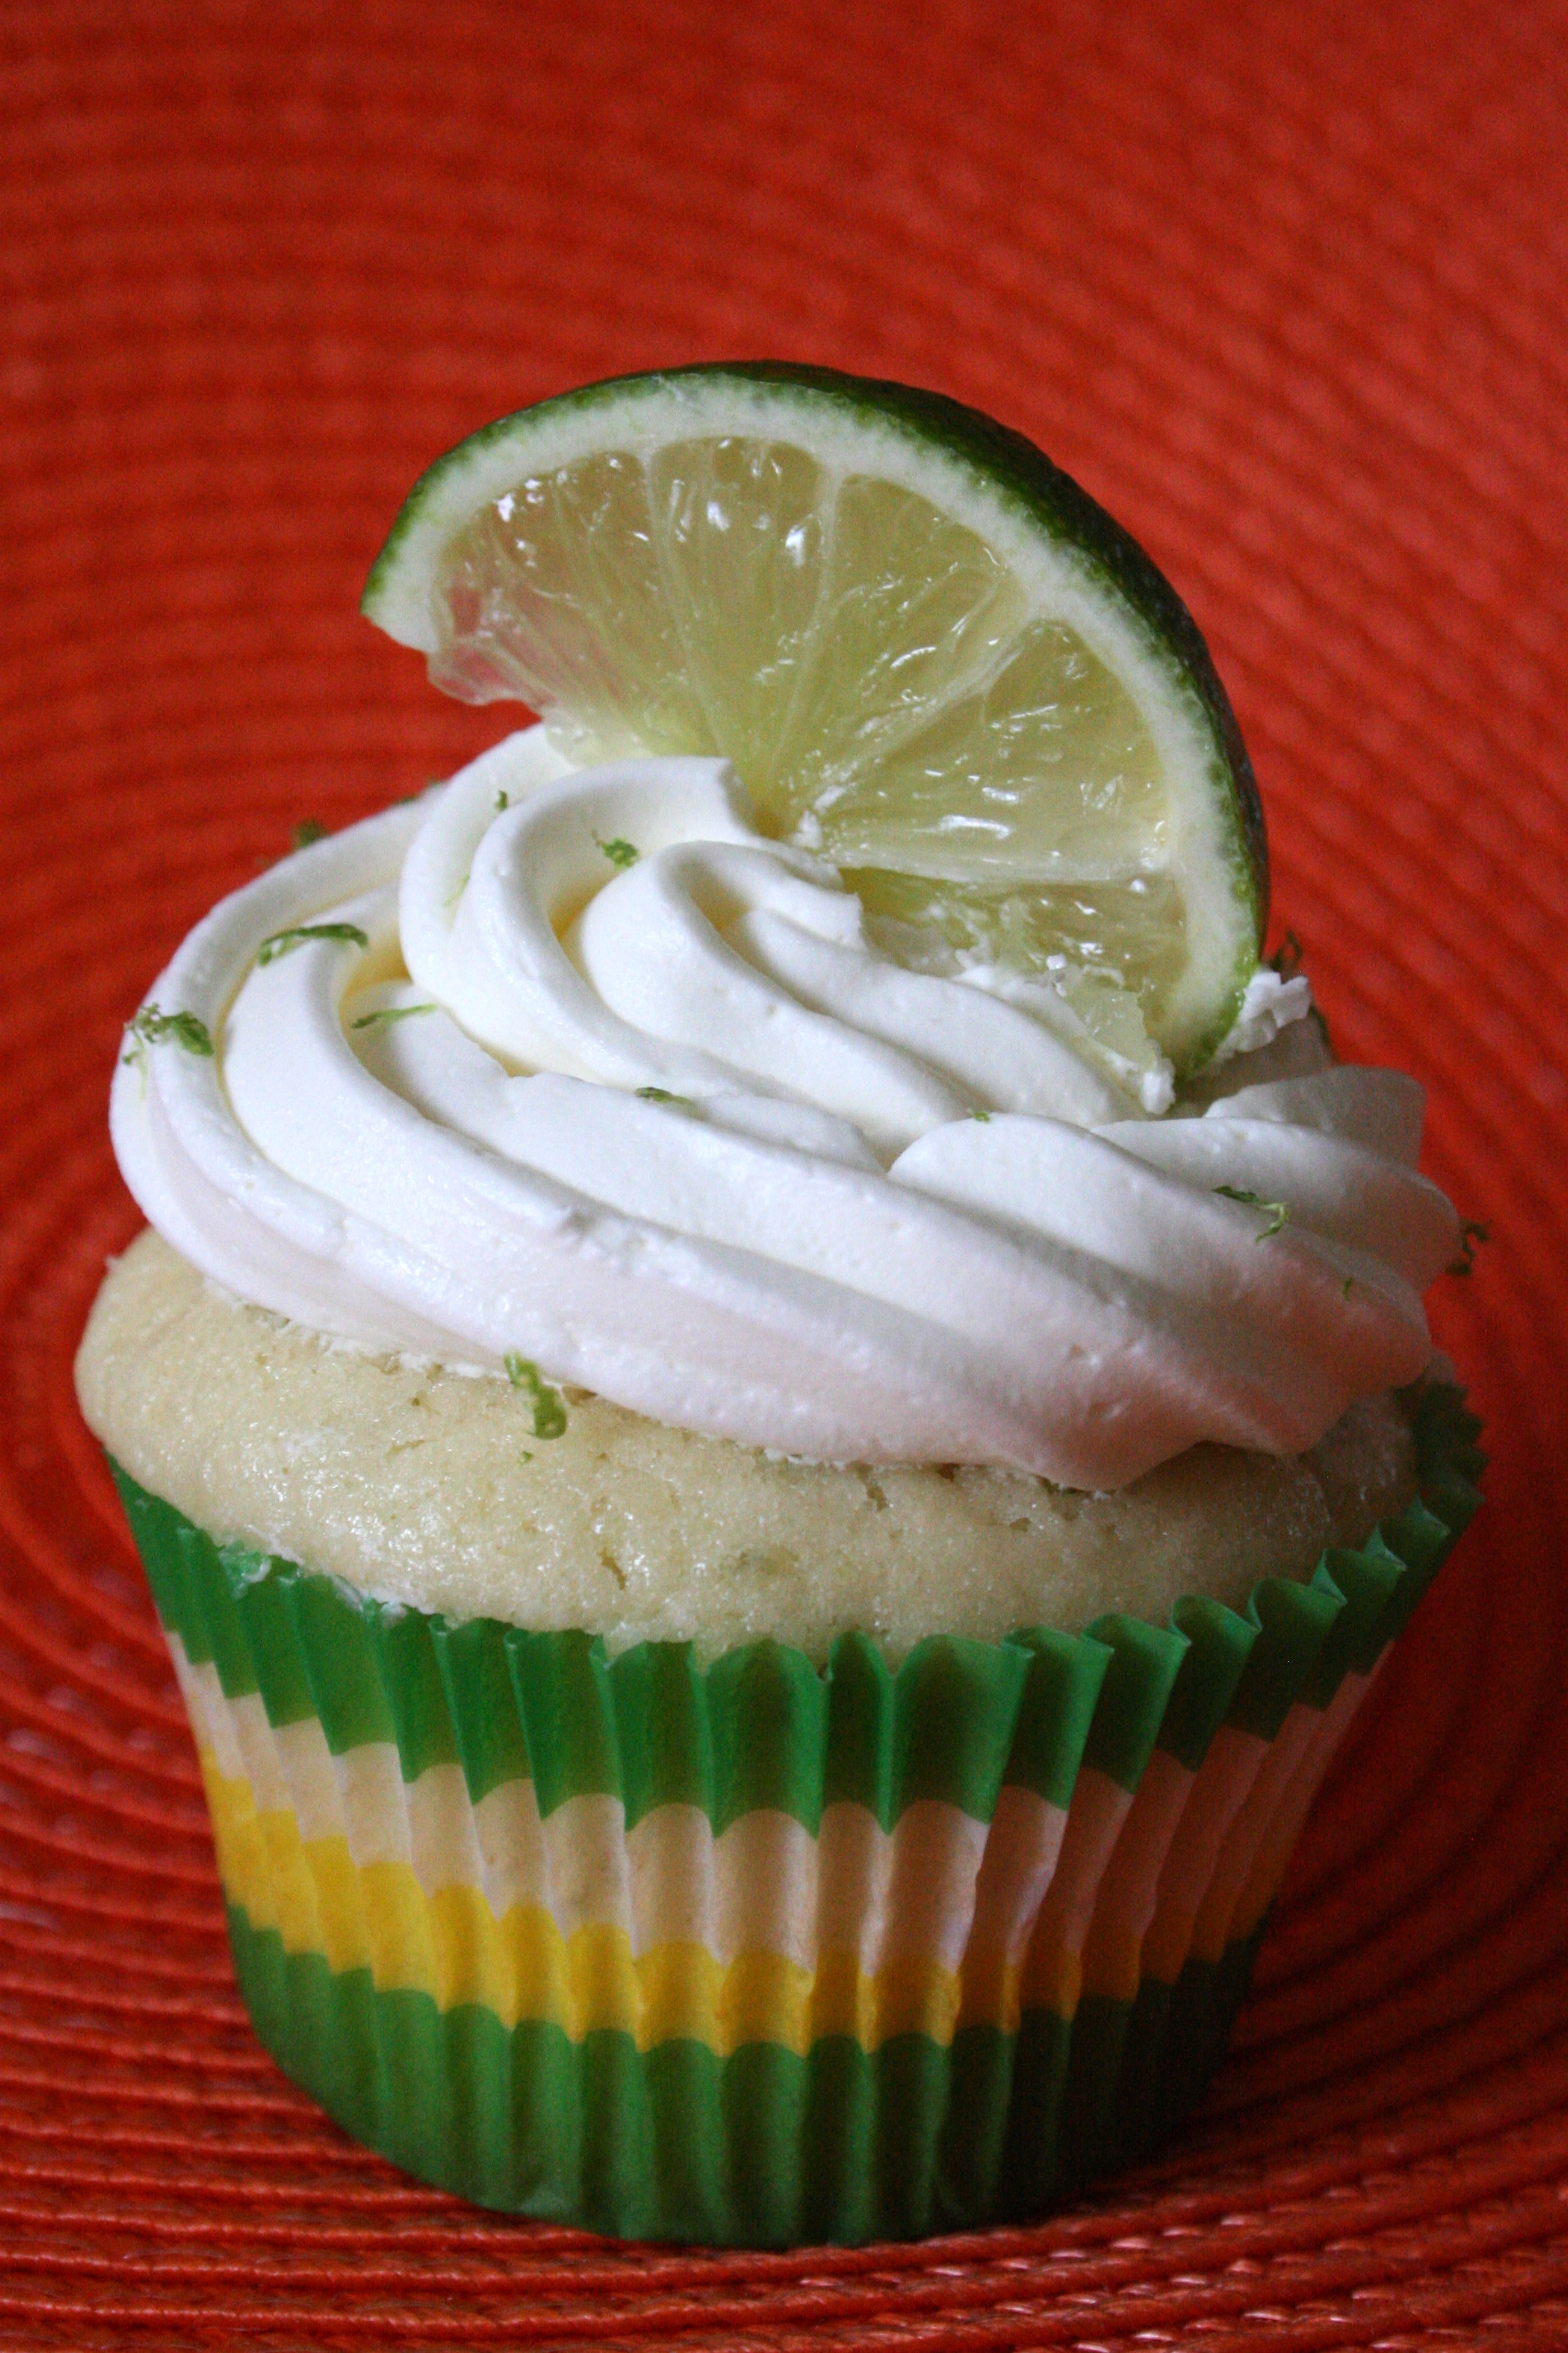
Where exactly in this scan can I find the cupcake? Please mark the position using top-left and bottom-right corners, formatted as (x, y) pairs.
(76, 367), (1483, 2243)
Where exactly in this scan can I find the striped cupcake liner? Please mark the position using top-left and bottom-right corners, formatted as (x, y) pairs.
(110, 1385), (1482, 2244)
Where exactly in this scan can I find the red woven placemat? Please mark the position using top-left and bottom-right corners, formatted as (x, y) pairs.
(3, 2), (1566, 2343)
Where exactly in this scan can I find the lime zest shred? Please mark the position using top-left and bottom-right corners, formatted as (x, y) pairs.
(505, 1351), (568, 1440)
(1447, 1218), (1490, 1277)
(121, 1004), (216, 1068)
(290, 817), (330, 850)
(967, 1109), (992, 1122)
(635, 1086), (697, 1110)
(495, 790), (510, 812)
(351, 1002), (437, 1031)
(257, 922), (370, 968)
(593, 831), (639, 870)
(1214, 1183), (1290, 1240)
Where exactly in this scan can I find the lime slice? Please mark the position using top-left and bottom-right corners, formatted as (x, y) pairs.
(363, 365), (1267, 1076)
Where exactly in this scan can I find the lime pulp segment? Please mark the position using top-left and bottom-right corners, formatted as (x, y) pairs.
(362, 366), (1267, 1074)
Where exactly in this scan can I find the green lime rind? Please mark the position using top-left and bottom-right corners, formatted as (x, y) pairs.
(113, 1382), (1476, 1829)
(361, 363), (1268, 1070)
(713, 366), (1269, 942)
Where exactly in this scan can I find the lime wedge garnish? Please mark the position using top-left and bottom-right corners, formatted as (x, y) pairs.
(362, 365), (1267, 1077)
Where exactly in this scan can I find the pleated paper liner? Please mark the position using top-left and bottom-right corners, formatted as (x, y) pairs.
(108, 1383), (1482, 2246)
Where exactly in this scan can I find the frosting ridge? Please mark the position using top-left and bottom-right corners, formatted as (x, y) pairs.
(110, 726), (1460, 1485)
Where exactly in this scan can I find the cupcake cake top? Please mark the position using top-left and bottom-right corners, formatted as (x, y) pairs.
(108, 367), (1462, 1489)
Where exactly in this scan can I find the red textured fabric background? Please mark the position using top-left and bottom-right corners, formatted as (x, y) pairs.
(2, 1), (1566, 2342)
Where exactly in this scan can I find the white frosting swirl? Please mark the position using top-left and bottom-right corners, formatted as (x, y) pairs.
(110, 726), (1460, 1487)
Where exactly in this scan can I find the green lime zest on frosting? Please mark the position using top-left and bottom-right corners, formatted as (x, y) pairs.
(290, 817), (330, 850)
(1447, 1218), (1489, 1276)
(351, 1002), (437, 1031)
(1214, 1184), (1290, 1240)
(495, 790), (510, 812)
(505, 1352), (568, 1440)
(594, 831), (639, 870)
(967, 1110), (992, 1122)
(257, 922), (371, 967)
(635, 1086), (697, 1111)
(121, 1004), (216, 1068)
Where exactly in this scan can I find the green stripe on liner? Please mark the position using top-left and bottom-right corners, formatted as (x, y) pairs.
(819, 1631), (889, 1818)
(706, 1641), (829, 1838)
(229, 1547), (317, 1728)
(888, 1636), (1032, 1823)
(817, 1631), (1035, 1829)
(1111, 1920), (1269, 2166)
(1421, 1463), (1483, 1550)
(1378, 1496), (1459, 1641)
(1079, 1615), (1186, 1790)
(110, 1468), (208, 1661)
(284, 1571), (399, 1755)
(1305, 1535), (1405, 1708)
(1158, 1597), (1256, 1773)
(373, 1603), (462, 1781)
(1414, 1381), (1486, 1487)
(108, 1382), (1481, 1828)
(180, 1519), (260, 1699)
(1001, 1628), (1110, 1814)
(222, 1896), (1255, 2242)
(1222, 1574), (1340, 1744)
(1409, 1384), (1485, 1593)
(430, 1615), (532, 1807)
(504, 1627), (619, 1820)
(610, 1640), (712, 1828)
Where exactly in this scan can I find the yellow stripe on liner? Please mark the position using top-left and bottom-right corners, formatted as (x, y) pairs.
(201, 1755), (972, 2057)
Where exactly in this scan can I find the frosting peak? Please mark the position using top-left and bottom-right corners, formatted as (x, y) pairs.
(110, 727), (1460, 1486)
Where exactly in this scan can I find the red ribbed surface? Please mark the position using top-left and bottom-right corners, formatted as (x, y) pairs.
(3, 2), (1565, 2341)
